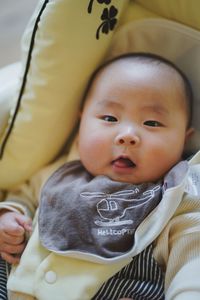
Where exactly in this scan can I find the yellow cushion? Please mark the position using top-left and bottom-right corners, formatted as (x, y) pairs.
(119, 2), (159, 26)
(0, 0), (128, 189)
(135, 0), (200, 31)
(0, 63), (21, 139)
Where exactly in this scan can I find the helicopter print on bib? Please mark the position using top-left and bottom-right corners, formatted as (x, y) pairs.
(81, 186), (161, 227)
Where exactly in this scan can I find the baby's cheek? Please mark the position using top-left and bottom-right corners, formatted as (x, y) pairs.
(92, 134), (106, 147)
(79, 135), (107, 176)
(79, 133), (105, 159)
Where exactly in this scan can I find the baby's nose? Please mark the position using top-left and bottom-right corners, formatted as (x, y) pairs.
(115, 129), (140, 146)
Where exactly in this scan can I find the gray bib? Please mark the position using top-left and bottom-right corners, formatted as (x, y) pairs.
(39, 161), (162, 259)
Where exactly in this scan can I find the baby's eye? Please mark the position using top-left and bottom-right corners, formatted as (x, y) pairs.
(144, 120), (163, 127)
(102, 115), (118, 122)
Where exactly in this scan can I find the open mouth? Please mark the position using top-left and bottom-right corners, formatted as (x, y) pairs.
(112, 156), (136, 168)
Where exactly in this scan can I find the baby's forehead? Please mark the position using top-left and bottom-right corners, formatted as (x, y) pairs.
(84, 55), (192, 125)
(102, 57), (181, 78)
(109, 58), (187, 97)
(94, 58), (188, 112)
(96, 57), (185, 93)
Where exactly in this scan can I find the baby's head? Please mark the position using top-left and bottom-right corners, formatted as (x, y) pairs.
(78, 53), (194, 184)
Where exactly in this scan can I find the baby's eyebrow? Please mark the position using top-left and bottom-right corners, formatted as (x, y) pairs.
(96, 99), (123, 109)
(96, 100), (169, 116)
(141, 104), (169, 115)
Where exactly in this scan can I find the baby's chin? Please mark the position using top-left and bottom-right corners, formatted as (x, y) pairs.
(106, 172), (162, 185)
(102, 172), (142, 185)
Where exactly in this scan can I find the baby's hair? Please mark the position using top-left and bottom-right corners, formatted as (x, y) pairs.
(81, 52), (193, 128)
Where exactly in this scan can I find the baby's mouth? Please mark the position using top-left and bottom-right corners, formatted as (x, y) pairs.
(112, 156), (136, 168)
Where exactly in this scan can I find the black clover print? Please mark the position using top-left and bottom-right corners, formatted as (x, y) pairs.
(96, 5), (118, 40)
(88, 0), (111, 14)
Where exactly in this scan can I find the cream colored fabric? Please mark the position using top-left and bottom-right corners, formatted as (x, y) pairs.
(6, 152), (200, 300)
(8, 224), (132, 300)
(0, 139), (79, 217)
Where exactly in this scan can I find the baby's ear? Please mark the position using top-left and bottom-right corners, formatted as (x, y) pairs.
(185, 127), (195, 142)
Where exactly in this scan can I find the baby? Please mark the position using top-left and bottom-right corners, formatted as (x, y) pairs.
(2, 53), (200, 300)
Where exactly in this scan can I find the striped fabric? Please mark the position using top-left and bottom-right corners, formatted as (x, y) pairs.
(92, 244), (164, 300)
(0, 258), (9, 300)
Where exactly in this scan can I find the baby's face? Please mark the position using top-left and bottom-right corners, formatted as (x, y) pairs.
(78, 59), (191, 184)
